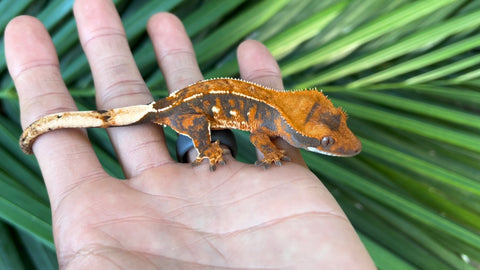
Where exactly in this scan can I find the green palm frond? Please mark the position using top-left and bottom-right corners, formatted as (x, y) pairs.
(1, 1), (479, 269)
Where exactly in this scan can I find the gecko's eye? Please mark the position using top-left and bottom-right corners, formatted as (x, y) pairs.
(321, 136), (335, 148)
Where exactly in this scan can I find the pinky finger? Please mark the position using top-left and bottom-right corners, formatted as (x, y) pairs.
(5, 16), (107, 208)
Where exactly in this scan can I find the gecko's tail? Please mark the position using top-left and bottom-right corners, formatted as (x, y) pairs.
(20, 103), (155, 154)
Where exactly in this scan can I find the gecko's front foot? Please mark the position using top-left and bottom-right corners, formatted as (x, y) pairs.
(191, 140), (226, 171)
(255, 150), (291, 169)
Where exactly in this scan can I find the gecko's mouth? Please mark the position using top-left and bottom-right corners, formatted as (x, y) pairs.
(340, 146), (362, 157)
(307, 146), (361, 157)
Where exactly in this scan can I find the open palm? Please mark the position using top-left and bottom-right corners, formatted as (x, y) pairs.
(5, 0), (374, 269)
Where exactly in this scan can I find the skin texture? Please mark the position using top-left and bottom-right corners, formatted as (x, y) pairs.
(5, 0), (376, 269)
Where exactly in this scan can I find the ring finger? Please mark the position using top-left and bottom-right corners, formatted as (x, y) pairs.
(147, 13), (205, 162)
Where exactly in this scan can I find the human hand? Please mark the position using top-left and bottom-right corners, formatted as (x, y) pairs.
(5, 0), (375, 269)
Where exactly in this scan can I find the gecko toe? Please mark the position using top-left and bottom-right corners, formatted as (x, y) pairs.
(191, 162), (201, 167)
(255, 160), (271, 169)
(191, 157), (204, 167)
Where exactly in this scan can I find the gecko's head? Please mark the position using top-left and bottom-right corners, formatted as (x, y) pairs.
(304, 107), (361, 157)
(283, 92), (362, 157)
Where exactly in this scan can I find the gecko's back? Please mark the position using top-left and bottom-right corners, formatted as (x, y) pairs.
(151, 78), (285, 132)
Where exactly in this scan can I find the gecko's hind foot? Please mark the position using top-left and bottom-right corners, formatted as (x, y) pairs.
(192, 141), (226, 171)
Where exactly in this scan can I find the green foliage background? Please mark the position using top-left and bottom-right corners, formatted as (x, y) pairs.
(1, 0), (479, 269)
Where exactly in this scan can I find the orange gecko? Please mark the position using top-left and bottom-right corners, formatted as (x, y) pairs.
(20, 78), (361, 170)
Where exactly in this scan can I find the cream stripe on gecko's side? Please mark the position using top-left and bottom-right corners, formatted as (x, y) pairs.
(20, 103), (156, 154)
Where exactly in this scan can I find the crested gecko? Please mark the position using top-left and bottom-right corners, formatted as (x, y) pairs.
(20, 78), (361, 170)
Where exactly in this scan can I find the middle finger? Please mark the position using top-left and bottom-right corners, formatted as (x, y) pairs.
(74, 0), (172, 178)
